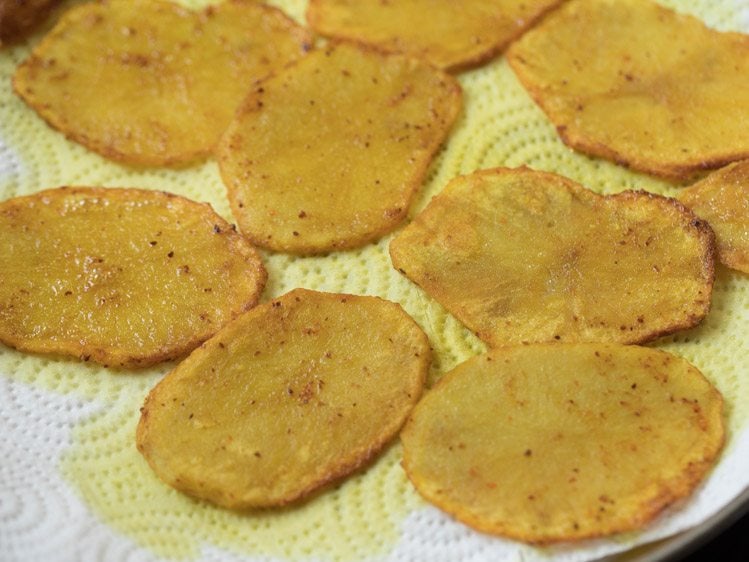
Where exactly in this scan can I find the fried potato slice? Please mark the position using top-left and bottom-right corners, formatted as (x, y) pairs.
(390, 167), (715, 347)
(401, 343), (725, 544)
(306, 0), (563, 72)
(0, 0), (60, 45)
(678, 160), (749, 274)
(136, 288), (429, 508)
(217, 42), (461, 254)
(507, 0), (749, 179)
(13, 0), (311, 166)
(0, 187), (266, 368)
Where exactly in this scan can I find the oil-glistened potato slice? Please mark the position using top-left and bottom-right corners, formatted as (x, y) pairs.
(306, 0), (564, 72)
(136, 288), (429, 508)
(401, 343), (725, 543)
(390, 167), (714, 347)
(218, 42), (461, 254)
(507, 0), (749, 179)
(0, 187), (266, 368)
(13, 0), (310, 166)
(0, 0), (60, 45)
(678, 160), (749, 274)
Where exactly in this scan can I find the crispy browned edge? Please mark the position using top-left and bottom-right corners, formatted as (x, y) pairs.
(217, 39), (463, 255)
(0, 0), (61, 45)
(506, 1), (749, 180)
(136, 287), (431, 509)
(0, 186), (268, 369)
(400, 343), (726, 544)
(305, 0), (566, 73)
(678, 160), (749, 274)
(11, 0), (313, 167)
(390, 167), (717, 347)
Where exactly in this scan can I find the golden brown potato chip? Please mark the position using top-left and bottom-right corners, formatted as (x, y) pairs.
(507, 0), (749, 179)
(678, 160), (749, 274)
(0, 0), (60, 44)
(0, 187), (266, 368)
(305, 0), (564, 72)
(13, 0), (311, 166)
(390, 167), (715, 347)
(217, 42), (461, 254)
(136, 288), (429, 508)
(401, 343), (725, 544)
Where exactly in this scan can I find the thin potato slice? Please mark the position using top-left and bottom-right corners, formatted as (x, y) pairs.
(0, 187), (266, 368)
(306, 0), (563, 72)
(390, 167), (715, 347)
(678, 160), (749, 274)
(507, 0), (749, 179)
(136, 288), (429, 508)
(218, 42), (462, 254)
(0, 0), (60, 45)
(13, 0), (311, 166)
(401, 343), (725, 544)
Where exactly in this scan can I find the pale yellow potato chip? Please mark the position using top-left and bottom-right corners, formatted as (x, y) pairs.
(0, 187), (266, 368)
(507, 0), (749, 179)
(13, 0), (311, 166)
(390, 167), (715, 347)
(306, 0), (564, 72)
(217, 42), (462, 254)
(678, 160), (749, 274)
(136, 288), (430, 508)
(401, 343), (725, 544)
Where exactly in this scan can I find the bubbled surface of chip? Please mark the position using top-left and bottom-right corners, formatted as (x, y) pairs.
(507, 0), (749, 179)
(401, 343), (725, 543)
(13, 0), (311, 166)
(306, 0), (564, 72)
(136, 288), (429, 508)
(218, 42), (462, 254)
(390, 167), (715, 347)
(678, 160), (749, 274)
(0, 187), (266, 367)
